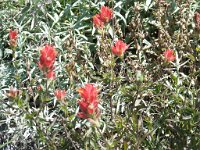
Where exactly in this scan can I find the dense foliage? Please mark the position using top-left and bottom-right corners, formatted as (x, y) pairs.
(0, 0), (200, 149)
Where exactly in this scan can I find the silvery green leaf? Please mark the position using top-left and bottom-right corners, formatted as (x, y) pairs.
(145, 0), (152, 11)
(114, 11), (127, 25)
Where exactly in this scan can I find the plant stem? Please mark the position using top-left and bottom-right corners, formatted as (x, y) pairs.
(110, 0), (115, 121)
(110, 57), (115, 120)
(96, 127), (109, 148)
(46, 77), (48, 98)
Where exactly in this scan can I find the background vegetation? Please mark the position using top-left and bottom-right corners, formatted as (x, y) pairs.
(0, 0), (200, 149)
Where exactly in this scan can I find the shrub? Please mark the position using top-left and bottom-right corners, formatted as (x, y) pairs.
(0, 0), (200, 149)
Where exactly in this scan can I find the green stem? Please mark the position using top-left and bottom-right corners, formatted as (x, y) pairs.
(46, 77), (48, 98)
(96, 127), (110, 148)
(110, 56), (115, 120)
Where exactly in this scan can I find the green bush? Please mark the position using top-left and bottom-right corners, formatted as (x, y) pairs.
(0, 0), (200, 149)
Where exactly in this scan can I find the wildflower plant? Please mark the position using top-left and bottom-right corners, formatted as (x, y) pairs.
(0, 0), (200, 149)
(77, 84), (100, 126)
(9, 29), (18, 48)
(163, 49), (176, 62)
(112, 40), (129, 57)
(93, 6), (113, 29)
(38, 45), (57, 80)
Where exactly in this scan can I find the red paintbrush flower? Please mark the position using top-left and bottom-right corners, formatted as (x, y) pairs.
(77, 84), (100, 123)
(93, 14), (104, 28)
(99, 6), (113, 23)
(92, 6), (112, 29)
(37, 45), (57, 79)
(78, 84), (98, 103)
(38, 45), (57, 71)
(54, 89), (66, 101)
(46, 70), (56, 80)
(9, 29), (17, 40)
(163, 49), (176, 62)
(9, 29), (18, 47)
(112, 40), (129, 57)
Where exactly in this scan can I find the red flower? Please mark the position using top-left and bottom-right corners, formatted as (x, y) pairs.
(99, 6), (113, 23)
(9, 29), (18, 47)
(78, 84), (98, 103)
(112, 40), (129, 57)
(9, 29), (17, 40)
(163, 49), (176, 62)
(54, 89), (66, 101)
(37, 45), (57, 79)
(38, 45), (57, 71)
(93, 14), (104, 28)
(46, 70), (56, 80)
(77, 84), (100, 120)
(92, 6), (112, 29)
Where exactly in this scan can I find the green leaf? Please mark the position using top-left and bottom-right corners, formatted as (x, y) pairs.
(145, 0), (152, 11)
(114, 11), (127, 25)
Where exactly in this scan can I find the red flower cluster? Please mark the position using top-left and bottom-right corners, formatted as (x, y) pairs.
(77, 84), (100, 124)
(54, 89), (66, 101)
(46, 70), (56, 80)
(9, 29), (18, 47)
(112, 40), (129, 57)
(163, 49), (176, 62)
(38, 45), (57, 79)
(93, 6), (113, 28)
(100, 6), (113, 23)
(93, 14), (104, 29)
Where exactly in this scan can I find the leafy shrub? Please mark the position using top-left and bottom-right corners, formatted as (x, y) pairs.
(0, 0), (200, 149)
